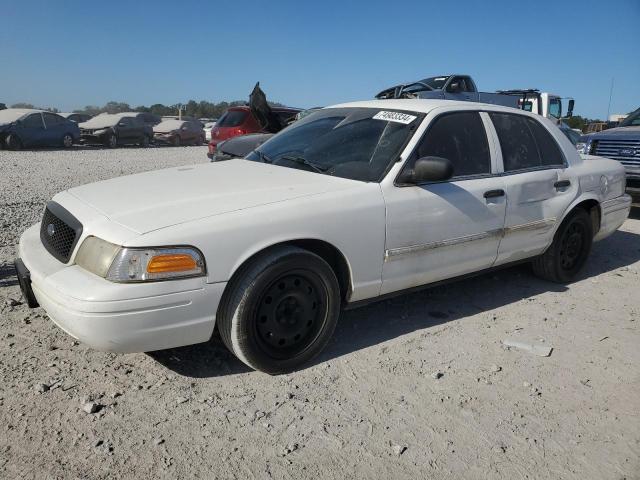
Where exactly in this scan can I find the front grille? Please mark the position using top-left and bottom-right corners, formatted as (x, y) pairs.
(40, 203), (83, 263)
(593, 138), (640, 168)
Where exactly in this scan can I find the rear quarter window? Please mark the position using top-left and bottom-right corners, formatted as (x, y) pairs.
(217, 110), (248, 127)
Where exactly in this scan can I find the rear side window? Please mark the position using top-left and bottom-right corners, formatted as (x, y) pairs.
(490, 113), (564, 171)
(414, 111), (491, 177)
(217, 110), (247, 127)
(527, 119), (565, 166)
(43, 113), (63, 127)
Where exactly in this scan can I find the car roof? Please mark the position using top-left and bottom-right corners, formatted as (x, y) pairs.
(327, 98), (541, 117)
(6, 108), (46, 115)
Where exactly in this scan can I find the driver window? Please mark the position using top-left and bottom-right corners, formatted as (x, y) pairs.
(548, 98), (561, 119)
(412, 112), (491, 178)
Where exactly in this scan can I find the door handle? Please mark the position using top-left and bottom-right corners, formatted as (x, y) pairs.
(484, 189), (505, 198)
(554, 180), (571, 189)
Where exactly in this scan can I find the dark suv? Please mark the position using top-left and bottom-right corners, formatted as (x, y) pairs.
(583, 107), (640, 199)
(79, 113), (154, 148)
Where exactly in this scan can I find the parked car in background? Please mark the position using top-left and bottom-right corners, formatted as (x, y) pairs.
(580, 107), (640, 199)
(207, 106), (299, 159)
(207, 83), (300, 159)
(210, 133), (273, 161)
(203, 121), (216, 141)
(15, 99), (630, 374)
(59, 112), (92, 124)
(153, 119), (205, 146)
(0, 109), (80, 150)
(79, 113), (153, 148)
(95, 111), (161, 127)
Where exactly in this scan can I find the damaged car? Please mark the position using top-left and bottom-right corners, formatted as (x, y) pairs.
(207, 83), (300, 159)
(15, 99), (631, 374)
(153, 119), (206, 146)
(79, 113), (153, 148)
(0, 109), (80, 150)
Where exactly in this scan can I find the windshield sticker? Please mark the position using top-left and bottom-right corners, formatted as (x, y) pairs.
(373, 111), (417, 125)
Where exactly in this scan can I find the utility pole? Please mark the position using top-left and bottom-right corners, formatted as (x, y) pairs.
(606, 77), (614, 121)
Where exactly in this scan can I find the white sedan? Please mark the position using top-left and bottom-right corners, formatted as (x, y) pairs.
(15, 99), (631, 374)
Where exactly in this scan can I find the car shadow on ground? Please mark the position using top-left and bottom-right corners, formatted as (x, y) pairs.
(150, 224), (640, 378)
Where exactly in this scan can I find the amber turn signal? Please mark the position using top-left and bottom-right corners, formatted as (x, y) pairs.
(147, 253), (198, 273)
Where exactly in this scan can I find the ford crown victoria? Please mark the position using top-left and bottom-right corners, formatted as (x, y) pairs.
(15, 99), (631, 374)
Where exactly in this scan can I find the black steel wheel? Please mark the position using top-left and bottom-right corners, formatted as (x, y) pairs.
(217, 246), (341, 374)
(533, 208), (593, 283)
(105, 133), (117, 148)
(254, 270), (327, 359)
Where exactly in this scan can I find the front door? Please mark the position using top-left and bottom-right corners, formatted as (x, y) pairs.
(381, 111), (506, 295)
(20, 113), (46, 147)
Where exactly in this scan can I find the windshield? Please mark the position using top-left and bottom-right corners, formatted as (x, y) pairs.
(153, 119), (185, 133)
(0, 109), (29, 124)
(619, 108), (640, 127)
(245, 107), (422, 182)
(80, 114), (123, 128)
(420, 76), (449, 90)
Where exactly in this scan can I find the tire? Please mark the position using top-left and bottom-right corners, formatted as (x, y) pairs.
(105, 133), (117, 148)
(172, 136), (180, 147)
(217, 246), (340, 374)
(61, 133), (74, 148)
(532, 208), (593, 283)
(140, 135), (150, 148)
(6, 134), (23, 150)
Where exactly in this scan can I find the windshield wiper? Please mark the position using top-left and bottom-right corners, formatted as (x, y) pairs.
(280, 155), (328, 173)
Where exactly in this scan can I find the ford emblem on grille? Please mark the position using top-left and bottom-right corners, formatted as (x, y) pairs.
(47, 224), (56, 237)
(619, 148), (634, 156)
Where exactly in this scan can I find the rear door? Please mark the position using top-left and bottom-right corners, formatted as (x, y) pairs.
(381, 110), (507, 295)
(42, 113), (65, 145)
(488, 112), (576, 264)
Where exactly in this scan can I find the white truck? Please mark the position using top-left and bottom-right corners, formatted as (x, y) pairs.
(376, 74), (574, 121)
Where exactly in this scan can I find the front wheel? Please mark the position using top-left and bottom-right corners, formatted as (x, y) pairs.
(532, 208), (593, 283)
(105, 133), (117, 148)
(140, 135), (150, 148)
(6, 134), (23, 150)
(61, 133), (74, 148)
(217, 246), (340, 374)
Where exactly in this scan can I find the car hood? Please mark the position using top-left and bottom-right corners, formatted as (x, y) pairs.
(588, 126), (640, 140)
(65, 159), (361, 234)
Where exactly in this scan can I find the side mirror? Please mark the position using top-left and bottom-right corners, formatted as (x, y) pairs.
(447, 82), (460, 93)
(399, 156), (454, 184)
(118, 122), (126, 127)
(567, 99), (574, 118)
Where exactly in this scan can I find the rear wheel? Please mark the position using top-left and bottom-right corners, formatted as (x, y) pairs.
(6, 134), (23, 150)
(61, 133), (74, 148)
(217, 246), (340, 374)
(532, 208), (593, 283)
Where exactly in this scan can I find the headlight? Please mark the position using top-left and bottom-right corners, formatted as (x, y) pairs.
(576, 142), (587, 154)
(75, 236), (206, 282)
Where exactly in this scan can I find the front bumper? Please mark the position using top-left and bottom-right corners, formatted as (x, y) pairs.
(18, 224), (225, 353)
(594, 194), (632, 242)
(79, 134), (106, 144)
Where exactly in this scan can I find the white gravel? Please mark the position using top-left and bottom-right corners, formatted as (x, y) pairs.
(0, 146), (639, 479)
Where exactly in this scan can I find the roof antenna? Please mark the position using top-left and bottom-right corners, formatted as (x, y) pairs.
(606, 77), (614, 121)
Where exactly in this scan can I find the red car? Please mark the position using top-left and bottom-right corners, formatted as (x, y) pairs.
(207, 105), (300, 159)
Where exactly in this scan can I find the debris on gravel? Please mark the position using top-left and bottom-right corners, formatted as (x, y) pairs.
(82, 402), (101, 414)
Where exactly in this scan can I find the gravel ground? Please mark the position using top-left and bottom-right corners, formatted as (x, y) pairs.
(1, 147), (639, 479)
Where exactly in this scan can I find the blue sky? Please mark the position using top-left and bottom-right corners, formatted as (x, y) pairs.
(1, 0), (638, 119)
